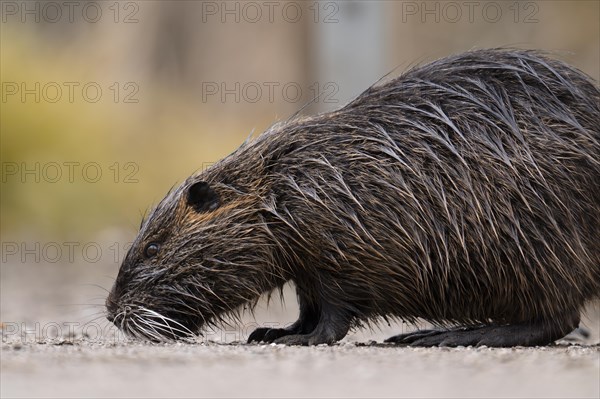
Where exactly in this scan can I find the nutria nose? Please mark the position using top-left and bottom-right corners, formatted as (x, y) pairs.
(105, 294), (118, 323)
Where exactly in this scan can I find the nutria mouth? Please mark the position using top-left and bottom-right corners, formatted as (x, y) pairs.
(107, 302), (202, 341)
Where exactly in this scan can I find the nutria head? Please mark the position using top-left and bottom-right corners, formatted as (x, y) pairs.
(105, 155), (286, 340)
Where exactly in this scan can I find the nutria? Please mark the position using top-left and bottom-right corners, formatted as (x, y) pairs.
(106, 49), (600, 346)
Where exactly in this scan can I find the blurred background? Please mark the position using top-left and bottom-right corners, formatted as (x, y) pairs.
(1, 1), (599, 340)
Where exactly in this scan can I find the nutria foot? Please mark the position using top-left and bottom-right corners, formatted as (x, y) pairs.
(385, 314), (580, 347)
(248, 327), (292, 343)
(248, 302), (350, 345)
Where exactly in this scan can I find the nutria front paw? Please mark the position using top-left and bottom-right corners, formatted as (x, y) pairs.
(248, 330), (321, 346)
(247, 327), (291, 343)
(273, 332), (339, 346)
(273, 334), (313, 346)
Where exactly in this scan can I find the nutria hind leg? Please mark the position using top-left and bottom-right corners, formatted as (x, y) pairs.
(385, 312), (580, 347)
(247, 298), (320, 343)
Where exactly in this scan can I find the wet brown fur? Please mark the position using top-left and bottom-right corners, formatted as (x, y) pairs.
(106, 49), (600, 344)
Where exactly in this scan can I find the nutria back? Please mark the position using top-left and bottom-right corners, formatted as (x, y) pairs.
(107, 49), (600, 346)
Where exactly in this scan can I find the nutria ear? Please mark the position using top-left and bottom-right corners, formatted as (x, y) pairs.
(187, 181), (220, 213)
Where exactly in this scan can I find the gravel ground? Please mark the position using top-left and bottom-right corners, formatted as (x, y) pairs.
(2, 338), (599, 398)
(1, 262), (599, 398)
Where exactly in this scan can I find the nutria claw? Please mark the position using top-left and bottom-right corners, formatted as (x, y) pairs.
(247, 327), (290, 343)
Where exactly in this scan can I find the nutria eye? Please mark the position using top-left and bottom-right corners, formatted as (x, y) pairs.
(144, 243), (159, 258)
